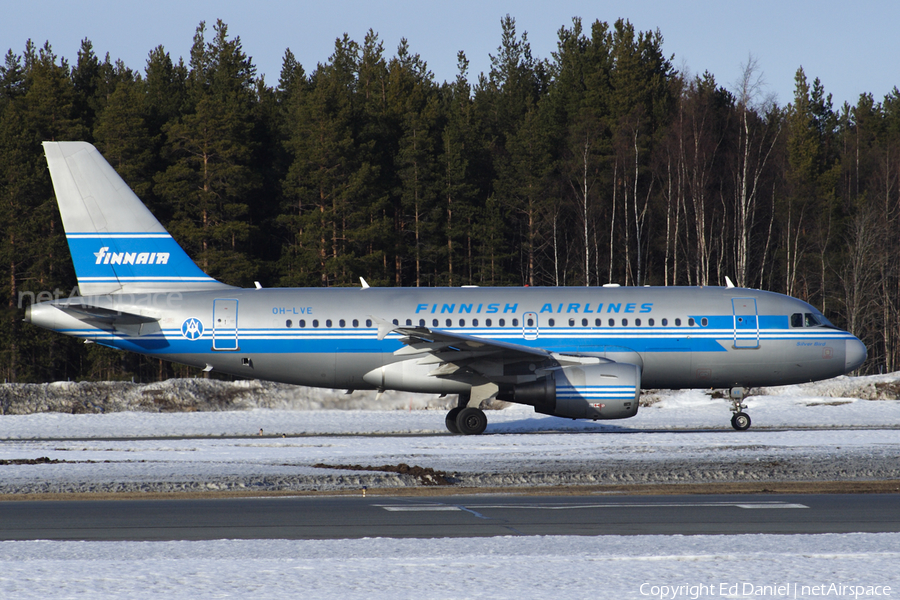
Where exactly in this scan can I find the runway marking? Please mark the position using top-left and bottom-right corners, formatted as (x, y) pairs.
(376, 501), (808, 512)
(735, 503), (808, 509)
(378, 505), (462, 512)
(375, 504), (492, 519)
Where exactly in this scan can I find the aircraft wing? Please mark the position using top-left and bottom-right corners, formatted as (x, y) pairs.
(373, 318), (605, 380)
(388, 324), (549, 359)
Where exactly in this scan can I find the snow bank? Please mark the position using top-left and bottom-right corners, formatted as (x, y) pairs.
(0, 378), (450, 415)
(1, 373), (898, 416)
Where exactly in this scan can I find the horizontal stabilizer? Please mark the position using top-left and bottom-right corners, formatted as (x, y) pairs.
(56, 303), (160, 337)
(57, 303), (158, 325)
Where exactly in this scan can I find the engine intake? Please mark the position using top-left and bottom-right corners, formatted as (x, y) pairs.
(497, 362), (640, 420)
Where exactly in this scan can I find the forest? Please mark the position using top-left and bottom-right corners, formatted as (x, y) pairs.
(1, 16), (898, 382)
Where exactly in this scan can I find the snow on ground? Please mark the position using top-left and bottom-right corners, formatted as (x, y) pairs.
(1, 374), (899, 598)
(0, 374), (899, 494)
(0, 373), (898, 439)
(2, 534), (899, 600)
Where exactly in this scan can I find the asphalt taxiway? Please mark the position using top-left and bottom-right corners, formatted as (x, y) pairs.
(2, 493), (899, 541)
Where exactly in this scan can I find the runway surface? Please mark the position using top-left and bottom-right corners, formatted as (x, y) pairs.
(2, 493), (899, 541)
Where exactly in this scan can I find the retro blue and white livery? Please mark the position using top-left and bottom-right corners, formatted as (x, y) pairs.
(26, 142), (867, 434)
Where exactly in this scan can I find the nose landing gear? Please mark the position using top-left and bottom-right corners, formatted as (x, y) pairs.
(729, 387), (751, 430)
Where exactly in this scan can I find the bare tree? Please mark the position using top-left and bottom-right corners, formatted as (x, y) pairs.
(731, 55), (780, 288)
(839, 202), (883, 346)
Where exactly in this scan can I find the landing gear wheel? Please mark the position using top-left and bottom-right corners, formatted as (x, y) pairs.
(731, 411), (751, 431)
(445, 407), (462, 434)
(455, 407), (487, 435)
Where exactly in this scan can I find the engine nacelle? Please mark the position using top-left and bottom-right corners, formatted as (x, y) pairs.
(497, 362), (641, 420)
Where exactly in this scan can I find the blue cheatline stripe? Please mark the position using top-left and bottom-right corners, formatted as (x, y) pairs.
(78, 277), (215, 282)
(558, 387), (636, 400)
(58, 326), (856, 340)
(67, 233), (171, 239)
(51, 320), (857, 357)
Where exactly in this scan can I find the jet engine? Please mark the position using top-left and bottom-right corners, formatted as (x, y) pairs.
(497, 362), (641, 420)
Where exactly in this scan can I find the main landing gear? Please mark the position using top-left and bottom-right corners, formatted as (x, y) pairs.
(445, 393), (488, 435)
(729, 387), (751, 431)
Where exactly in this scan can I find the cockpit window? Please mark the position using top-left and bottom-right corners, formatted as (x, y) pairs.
(791, 311), (837, 329)
(816, 314), (838, 328)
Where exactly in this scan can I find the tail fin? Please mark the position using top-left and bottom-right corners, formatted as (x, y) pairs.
(43, 141), (232, 295)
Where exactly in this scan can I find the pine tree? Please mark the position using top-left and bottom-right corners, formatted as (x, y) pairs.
(0, 42), (85, 381)
(280, 35), (379, 287)
(94, 77), (154, 198)
(154, 20), (260, 286)
(389, 39), (440, 287)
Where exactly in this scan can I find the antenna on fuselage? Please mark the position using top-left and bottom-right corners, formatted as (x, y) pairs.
(724, 276), (735, 288)
(360, 277), (370, 289)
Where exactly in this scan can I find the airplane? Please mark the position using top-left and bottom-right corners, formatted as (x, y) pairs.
(25, 141), (867, 435)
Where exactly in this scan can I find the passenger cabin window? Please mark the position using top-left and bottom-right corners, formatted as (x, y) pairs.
(701, 317), (708, 327)
(366, 319), (372, 327)
(339, 319), (346, 328)
(688, 318), (695, 326)
(499, 319), (505, 326)
(608, 318), (615, 327)
(446, 319), (452, 327)
(635, 318), (641, 326)
(286, 320), (292, 328)
(313, 320), (319, 328)
(473, 319), (479, 326)
(512, 318), (519, 326)
(326, 319), (333, 327)
(649, 318), (655, 326)
(548, 318), (555, 326)
(582, 318), (588, 326)
(662, 318), (668, 326)
(568, 318), (575, 327)
(675, 318), (681, 326)
(353, 319), (359, 327)
(419, 319), (425, 327)
(433, 319), (439, 327)
(486, 319), (492, 326)
(459, 319), (466, 326)
(299, 320), (306, 328)
(526, 317), (534, 327)
(622, 318), (628, 326)
(595, 318), (602, 326)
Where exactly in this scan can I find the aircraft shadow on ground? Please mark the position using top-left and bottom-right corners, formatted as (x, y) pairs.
(485, 417), (733, 435)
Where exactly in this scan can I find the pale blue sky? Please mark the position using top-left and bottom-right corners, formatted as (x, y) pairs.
(3, 0), (897, 109)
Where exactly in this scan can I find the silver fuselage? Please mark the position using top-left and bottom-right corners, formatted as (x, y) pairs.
(27, 285), (866, 393)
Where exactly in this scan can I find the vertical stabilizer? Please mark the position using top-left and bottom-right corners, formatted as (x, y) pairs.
(43, 141), (232, 295)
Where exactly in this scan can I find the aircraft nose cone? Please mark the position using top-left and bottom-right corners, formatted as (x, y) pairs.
(845, 338), (867, 373)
